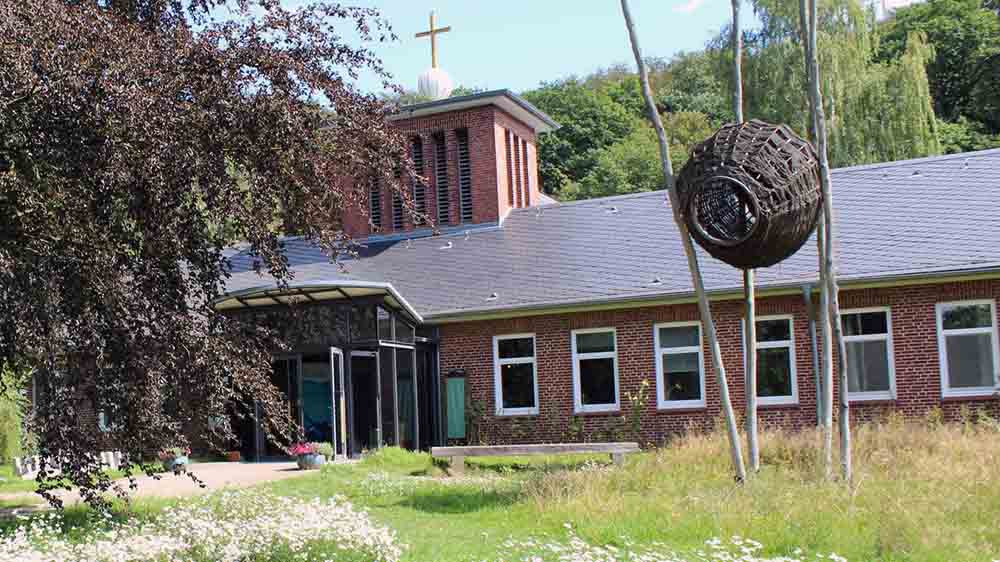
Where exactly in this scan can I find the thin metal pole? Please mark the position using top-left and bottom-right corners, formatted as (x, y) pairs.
(802, 284), (823, 425)
(744, 270), (759, 472)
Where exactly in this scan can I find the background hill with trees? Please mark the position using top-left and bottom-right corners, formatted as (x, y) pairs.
(511, 0), (999, 201)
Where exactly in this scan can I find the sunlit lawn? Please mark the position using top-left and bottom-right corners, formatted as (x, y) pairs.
(267, 419), (1000, 562)
(3, 417), (1000, 561)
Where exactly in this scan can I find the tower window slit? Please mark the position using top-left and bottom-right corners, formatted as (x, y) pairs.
(434, 133), (450, 225)
(457, 129), (473, 222)
(521, 139), (531, 207)
(411, 137), (426, 225)
(505, 130), (514, 207)
(513, 133), (523, 208)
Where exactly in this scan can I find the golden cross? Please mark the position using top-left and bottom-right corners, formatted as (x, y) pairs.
(415, 11), (451, 68)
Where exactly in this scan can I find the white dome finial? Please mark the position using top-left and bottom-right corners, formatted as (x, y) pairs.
(418, 67), (454, 100)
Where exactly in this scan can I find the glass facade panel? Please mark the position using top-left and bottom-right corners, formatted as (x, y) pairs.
(579, 357), (616, 405)
(662, 352), (701, 401)
(757, 347), (793, 397)
(846, 340), (891, 393)
(498, 337), (534, 359)
(500, 363), (536, 409)
(394, 317), (415, 343)
(946, 333), (996, 388)
(576, 331), (615, 354)
(942, 304), (993, 330)
(757, 319), (791, 342)
(659, 326), (699, 348)
(843, 311), (888, 336)
(377, 306), (393, 340)
(350, 305), (376, 341)
(378, 346), (397, 446)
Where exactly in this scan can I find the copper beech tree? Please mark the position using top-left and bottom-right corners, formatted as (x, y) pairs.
(0, 0), (417, 508)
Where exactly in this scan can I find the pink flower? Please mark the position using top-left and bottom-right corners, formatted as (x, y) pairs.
(288, 442), (316, 456)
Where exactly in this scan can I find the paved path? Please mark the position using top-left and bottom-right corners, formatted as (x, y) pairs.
(115, 461), (315, 499)
(0, 461), (334, 515)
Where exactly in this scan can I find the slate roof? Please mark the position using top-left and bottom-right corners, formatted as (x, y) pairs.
(223, 148), (1000, 321)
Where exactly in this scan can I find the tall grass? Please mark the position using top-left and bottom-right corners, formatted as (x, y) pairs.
(517, 417), (1000, 561)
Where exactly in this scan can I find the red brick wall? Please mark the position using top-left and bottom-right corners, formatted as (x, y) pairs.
(438, 279), (1000, 445)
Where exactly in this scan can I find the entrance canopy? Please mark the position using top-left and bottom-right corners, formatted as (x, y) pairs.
(212, 280), (423, 325)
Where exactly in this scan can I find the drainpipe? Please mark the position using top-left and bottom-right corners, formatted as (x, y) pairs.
(802, 284), (823, 425)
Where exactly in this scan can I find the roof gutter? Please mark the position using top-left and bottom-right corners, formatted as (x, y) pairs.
(424, 264), (1000, 323)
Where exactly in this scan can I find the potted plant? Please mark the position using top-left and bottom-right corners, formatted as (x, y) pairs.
(290, 442), (328, 470)
(158, 446), (191, 472)
(314, 442), (334, 461)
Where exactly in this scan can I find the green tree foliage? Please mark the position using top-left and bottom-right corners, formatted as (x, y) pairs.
(563, 112), (713, 201)
(522, 80), (642, 194)
(879, 0), (1000, 132)
(658, 51), (733, 125)
(937, 117), (1000, 153)
(733, 0), (940, 167)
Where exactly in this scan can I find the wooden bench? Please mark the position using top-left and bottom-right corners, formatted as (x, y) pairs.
(430, 442), (640, 476)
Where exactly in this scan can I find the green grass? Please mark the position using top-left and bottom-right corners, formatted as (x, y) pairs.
(263, 421), (1000, 562)
(4, 419), (1000, 561)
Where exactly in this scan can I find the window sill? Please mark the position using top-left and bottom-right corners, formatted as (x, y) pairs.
(848, 397), (896, 406)
(848, 394), (895, 404)
(572, 409), (622, 417)
(495, 410), (540, 418)
(941, 392), (998, 403)
(657, 401), (706, 412)
(656, 404), (707, 414)
(757, 401), (799, 410)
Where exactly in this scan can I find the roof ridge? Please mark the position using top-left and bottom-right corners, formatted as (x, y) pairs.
(511, 189), (666, 212)
(831, 148), (1000, 175)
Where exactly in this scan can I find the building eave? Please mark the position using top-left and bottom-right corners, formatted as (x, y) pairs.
(387, 89), (559, 134)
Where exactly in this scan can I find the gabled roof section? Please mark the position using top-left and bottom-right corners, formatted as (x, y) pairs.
(220, 148), (1000, 321)
(388, 89), (559, 134)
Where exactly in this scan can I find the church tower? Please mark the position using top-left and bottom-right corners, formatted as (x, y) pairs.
(341, 13), (559, 239)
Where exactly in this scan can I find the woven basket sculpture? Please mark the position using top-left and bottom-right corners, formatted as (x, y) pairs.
(676, 119), (822, 269)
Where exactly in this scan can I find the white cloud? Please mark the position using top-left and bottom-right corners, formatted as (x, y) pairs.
(673, 0), (706, 13)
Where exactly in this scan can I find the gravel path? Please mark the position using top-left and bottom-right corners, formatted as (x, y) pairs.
(0, 461), (335, 516)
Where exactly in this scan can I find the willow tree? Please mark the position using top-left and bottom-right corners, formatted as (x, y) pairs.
(728, 0), (939, 168)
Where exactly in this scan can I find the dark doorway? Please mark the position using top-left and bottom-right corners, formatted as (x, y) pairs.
(416, 347), (436, 450)
(351, 353), (380, 453)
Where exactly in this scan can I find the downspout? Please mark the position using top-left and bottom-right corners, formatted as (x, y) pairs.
(802, 283), (822, 425)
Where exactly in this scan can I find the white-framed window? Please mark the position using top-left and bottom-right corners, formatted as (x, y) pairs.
(744, 315), (798, 405)
(571, 328), (620, 413)
(936, 300), (999, 398)
(98, 411), (111, 432)
(493, 333), (539, 416)
(654, 321), (705, 409)
(842, 307), (896, 401)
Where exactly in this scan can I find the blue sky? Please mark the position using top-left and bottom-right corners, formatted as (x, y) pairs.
(339, 0), (735, 95)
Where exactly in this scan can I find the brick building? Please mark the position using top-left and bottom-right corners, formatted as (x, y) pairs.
(218, 92), (1000, 458)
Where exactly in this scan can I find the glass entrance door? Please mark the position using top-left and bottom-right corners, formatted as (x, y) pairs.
(350, 351), (380, 455)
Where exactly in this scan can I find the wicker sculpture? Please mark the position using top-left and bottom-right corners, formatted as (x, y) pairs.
(676, 119), (822, 269)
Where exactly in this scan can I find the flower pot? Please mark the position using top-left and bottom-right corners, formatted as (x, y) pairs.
(163, 455), (189, 472)
(297, 453), (325, 470)
(225, 451), (241, 462)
